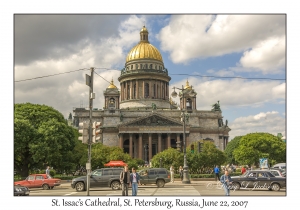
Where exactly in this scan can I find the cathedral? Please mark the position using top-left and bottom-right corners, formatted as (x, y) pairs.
(72, 26), (231, 162)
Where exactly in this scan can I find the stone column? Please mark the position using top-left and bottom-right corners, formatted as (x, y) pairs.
(167, 133), (171, 148)
(158, 133), (162, 153)
(148, 133), (152, 160)
(176, 133), (181, 151)
(129, 133), (133, 158)
(142, 80), (145, 98)
(119, 133), (123, 151)
(120, 82), (123, 101)
(139, 133), (143, 159)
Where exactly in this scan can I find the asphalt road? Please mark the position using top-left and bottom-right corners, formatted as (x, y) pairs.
(28, 181), (286, 197)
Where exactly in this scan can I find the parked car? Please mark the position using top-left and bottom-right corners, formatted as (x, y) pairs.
(138, 168), (170, 187)
(231, 170), (286, 191)
(14, 185), (30, 196)
(14, 174), (61, 190)
(272, 163), (286, 171)
(71, 168), (123, 192)
(268, 169), (285, 177)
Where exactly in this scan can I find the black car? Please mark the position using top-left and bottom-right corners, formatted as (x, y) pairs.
(139, 168), (170, 187)
(71, 168), (123, 191)
(14, 185), (30, 196)
(231, 170), (286, 191)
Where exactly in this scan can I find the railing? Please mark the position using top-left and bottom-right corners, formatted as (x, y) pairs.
(120, 68), (169, 76)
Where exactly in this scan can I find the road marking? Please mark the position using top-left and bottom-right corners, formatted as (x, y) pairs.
(65, 192), (78, 196)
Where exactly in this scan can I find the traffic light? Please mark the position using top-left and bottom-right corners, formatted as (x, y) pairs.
(191, 144), (194, 154)
(78, 122), (89, 144)
(92, 122), (102, 143)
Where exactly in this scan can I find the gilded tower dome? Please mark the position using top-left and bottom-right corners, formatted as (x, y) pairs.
(126, 26), (163, 63)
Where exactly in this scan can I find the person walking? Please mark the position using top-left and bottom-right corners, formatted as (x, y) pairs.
(179, 166), (183, 181)
(130, 167), (140, 196)
(170, 165), (174, 183)
(46, 166), (50, 178)
(241, 166), (246, 174)
(214, 165), (220, 181)
(220, 170), (233, 196)
(120, 165), (130, 196)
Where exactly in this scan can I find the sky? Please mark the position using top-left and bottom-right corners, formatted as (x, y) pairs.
(14, 14), (286, 140)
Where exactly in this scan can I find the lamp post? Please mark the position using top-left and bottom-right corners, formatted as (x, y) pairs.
(171, 85), (196, 184)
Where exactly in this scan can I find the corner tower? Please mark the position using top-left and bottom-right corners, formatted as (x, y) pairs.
(118, 26), (171, 109)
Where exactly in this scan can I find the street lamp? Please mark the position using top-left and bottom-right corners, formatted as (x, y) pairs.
(171, 85), (196, 184)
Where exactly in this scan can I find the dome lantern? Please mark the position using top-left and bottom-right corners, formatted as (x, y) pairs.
(140, 25), (149, 43)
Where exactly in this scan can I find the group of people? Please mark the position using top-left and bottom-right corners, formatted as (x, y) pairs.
(170, 165), (184, 182)
(120, 166), (141, 196)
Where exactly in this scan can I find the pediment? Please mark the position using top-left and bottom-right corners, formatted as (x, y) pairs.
(120, 112), (182, 127)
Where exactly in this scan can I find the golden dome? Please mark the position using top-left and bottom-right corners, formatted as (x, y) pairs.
(126, 26), (163, 63)
(126, 42), (163, 63)
(184, 80), (192, 90)
(107, 78), (117, 89)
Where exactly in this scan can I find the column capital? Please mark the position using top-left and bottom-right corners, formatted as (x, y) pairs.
(139, 133), (143, 137)
(148, 133), (152, 137)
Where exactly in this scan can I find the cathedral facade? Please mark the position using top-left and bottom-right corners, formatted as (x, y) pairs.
(73, 26), (230, 162)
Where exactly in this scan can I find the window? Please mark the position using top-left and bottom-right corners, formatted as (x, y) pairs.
(92, 170), (102, 176)
(136, 64), (139, 69)
(36, 175), (44, 180)
(158, 170), (167, 175)
(153, 84), (156, 98)
(186, 98), (192, 109)
(109, 98), (115, 108)
(127, 85), (130, 99)
(148, 170), (156, 175)
(131, 65), (133, 70)
(133, 84), (136, 98)
(27, 175), (35, 181)
(102, 170), (112, 176)
(113, 169), (123, 175)
(149, 64), (152, 69)
(145, 83), (149, 98)
(145, 64), (148, 69)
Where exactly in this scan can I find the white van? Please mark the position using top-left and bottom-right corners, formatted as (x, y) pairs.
(272, 163), (286, 171)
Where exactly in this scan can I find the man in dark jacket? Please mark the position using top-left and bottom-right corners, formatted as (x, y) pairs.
(120, 166), (130, 196)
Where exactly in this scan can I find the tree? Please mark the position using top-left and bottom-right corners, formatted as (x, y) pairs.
(224, 136), (242, 164)
(233, 133), (286, 167)
(14, 103), (76, 178)
(151, 148), (183, 170)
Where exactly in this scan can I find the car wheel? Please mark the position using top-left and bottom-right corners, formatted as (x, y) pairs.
(156, 179), (165, 188)
(42, 184), (50, 190)
(232, 182), (240, 190)
(271, 183), (280, 191)
(111, 181), (120, 190)
(75, 182), (85, 192)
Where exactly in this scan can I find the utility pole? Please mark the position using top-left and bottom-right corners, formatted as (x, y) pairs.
(86, 67), (94, 196)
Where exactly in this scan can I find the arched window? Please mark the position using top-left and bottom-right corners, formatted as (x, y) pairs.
(136, 64), (139, 69)
(153, 84), (156, 98)
(186, 98), (192, 109)
(143, 35), (145, 40)
(149, 64), (152, 69)
(109, 98), (115, 109)
(145, 83), (149, 98)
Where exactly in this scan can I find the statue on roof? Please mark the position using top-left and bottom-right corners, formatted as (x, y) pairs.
(151, 103), (157, 110)
(211, 100), (221, 112)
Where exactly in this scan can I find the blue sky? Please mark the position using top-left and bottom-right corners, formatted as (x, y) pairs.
(14, 14), (286, 140)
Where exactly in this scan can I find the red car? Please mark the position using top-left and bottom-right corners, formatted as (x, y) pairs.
(14, 174), (61, 190)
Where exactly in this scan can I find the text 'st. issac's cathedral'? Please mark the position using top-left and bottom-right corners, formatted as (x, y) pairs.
(72, 26), (230, 162)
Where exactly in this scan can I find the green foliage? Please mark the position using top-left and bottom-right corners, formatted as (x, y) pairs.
(150, 148), (183, 170)
(224, 136), (242, 164)
(188, 142), (226, 174)
(14, 103), (77, 178)
(233, 132), (286, 167)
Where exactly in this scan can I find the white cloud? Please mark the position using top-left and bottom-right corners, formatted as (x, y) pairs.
(158, 15), (285, 73)
(14, 15), (146, 118)
(170, 78), (286, 110)
(206, 69), (235, 77)
(229, 111), (286, 139)
(239, 36), (285, 74)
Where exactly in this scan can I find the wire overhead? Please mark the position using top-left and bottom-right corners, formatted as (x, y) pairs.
(14, 67), (286, 83)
